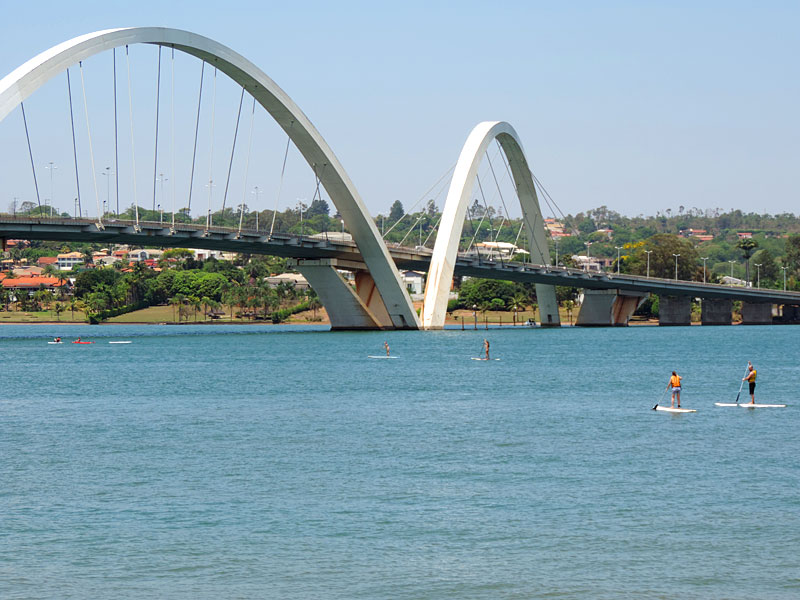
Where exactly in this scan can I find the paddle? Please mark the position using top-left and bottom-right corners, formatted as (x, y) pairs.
(652, 383), (670, 410)
(735, 363), (750, 404)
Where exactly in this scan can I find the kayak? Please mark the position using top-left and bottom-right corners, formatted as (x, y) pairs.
(72, 341), (94, 344)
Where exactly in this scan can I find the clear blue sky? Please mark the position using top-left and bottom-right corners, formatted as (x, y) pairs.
(0, 0), (797, 218)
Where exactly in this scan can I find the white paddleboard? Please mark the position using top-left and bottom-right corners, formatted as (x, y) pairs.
(715, 402), (787, 408)
(653, 404), (697, 413)
(368, 355), (397, 359)
(47, 342), (63, 344)
(109, 341), (132, 344)
(471, 357), (500, 361)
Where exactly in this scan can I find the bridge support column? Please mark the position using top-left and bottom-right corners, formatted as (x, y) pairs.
(701, 298), (732, 325)
(659, 296), (691, 326)
(292, 259), (394, 330)
(741, 302), (773, 325)
(576, 289), (648, 326)
(777, 304), (800, 324)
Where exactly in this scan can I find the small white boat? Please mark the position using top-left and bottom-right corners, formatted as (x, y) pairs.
(109, 341), (132, 344)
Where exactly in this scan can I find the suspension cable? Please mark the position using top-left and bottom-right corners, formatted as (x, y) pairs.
(205, 67), (217, 231)
(465, 210), (488, 254)
(170, 47), (175, 230)
(113, 48), (119, 216)
(475, 173), (497, 261)
(124, 46), (140, 228)
(151, 46), (161, 214)
(187, 61), (205, 217)
(66, 69), (82, 217)
(381, 162), (455, 238)
(269, 129), (293, 239)
(78, 61), (102, 224)
(20, 103), (42, 213)
(222, 87), (244, 214)
(422, 214), (442, 247)
(239, 97), (256, 236)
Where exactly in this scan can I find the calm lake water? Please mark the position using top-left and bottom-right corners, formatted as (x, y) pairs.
(1, 323), (799, 599)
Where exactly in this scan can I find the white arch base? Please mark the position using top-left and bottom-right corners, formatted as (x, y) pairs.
(421, 121), (560, 329)
(0, 27), (419, 330)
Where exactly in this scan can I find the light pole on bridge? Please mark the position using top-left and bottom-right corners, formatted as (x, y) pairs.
(754, 263), (762, 289)
(700, 257), (709, 284)
(728, 260), (736, 286)
(554, 237), (559, 267)
(101, 167), (113, 216)
(782, 266), (788, 291)
(672, 253), (680, 280)
(584, 241), (592, 271)
(645, 250), (652, 278)
(615, 246), (622, 274)
(46, 162), (57, 214)
(251, 186), (260, 232)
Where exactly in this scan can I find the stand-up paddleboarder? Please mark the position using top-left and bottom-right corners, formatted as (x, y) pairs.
(742, 362), (757, 404)
(669, 371), (682, 408)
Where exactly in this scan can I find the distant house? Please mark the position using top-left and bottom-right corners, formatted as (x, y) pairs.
(737, 232), (753, 239)
(129, 249), (164, 262)
(266, 272), (310, 291)
(37, 256), (59, 267)
(56, 252), (84, 271)
(401, 271), (425, 295)
(545, 218), (571, 238)
(595, 227), (613, 239)
(1, 275), (70, 294)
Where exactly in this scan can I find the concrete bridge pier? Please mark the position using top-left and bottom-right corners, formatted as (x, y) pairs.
(659, 296), (691, 326)
(701, 298), (732, 325)
(291, 258), (397, 330)
(777, 304), (800, 324)
(741, 302), (773, 325)
(576, 289), (648, 326)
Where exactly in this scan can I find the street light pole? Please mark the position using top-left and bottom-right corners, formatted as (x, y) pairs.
(645, 250), (652, 278)
(46, 162), (57, 214)
(782, 266), (788, 291)
(554, 237), (559, 267)
(754, 263), (762, 289)
(584, 241), (593, 271)
(251, 186), (260, 232)
(615, 246), (622, 274)
(729, 260), (736, 286)
(672, 253), (680, 280)
(700, 257), (709, 284)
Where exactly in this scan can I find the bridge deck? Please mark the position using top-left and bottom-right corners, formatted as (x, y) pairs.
(2, 216), (799, 304)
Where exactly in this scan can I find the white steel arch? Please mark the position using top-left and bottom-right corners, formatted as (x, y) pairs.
(421, 121), (560, 329)
(0, 27), (419, 329)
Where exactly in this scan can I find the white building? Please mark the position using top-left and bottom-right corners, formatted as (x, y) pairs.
(401, 270), (425, 295)
(56, 252), (84, 271)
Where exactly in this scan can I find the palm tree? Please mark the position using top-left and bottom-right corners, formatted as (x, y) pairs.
(511, 292), (527, 325)
(54, 302), (64, 321)
(737, 238), (758, 285)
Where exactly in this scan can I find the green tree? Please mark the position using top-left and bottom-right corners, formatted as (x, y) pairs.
(389, 200), (405, 222)
(784, 234), (800, 276)
(625, 234), (699, 280)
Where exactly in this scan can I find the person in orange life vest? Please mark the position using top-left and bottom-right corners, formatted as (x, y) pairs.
(742, 362), (757, 404)
(669, 371), (682, 408)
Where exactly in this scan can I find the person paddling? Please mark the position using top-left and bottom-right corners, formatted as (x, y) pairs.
(669, 371), (683, 408)
(483, 338), (490, 360)
(742, 362), (757, 404)
(384, 341), (390, 357)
